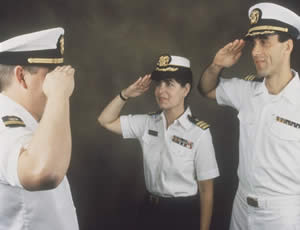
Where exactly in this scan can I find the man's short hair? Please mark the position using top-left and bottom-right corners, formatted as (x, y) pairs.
(0, 65), (39, 90)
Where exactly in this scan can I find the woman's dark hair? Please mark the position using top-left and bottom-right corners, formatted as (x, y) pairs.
(153, 70), (193, 100)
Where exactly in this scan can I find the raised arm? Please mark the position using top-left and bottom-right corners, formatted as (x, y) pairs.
(18, 66), (75, 191)
(98, 74), (151, 135)
(198, 39), (245, 99)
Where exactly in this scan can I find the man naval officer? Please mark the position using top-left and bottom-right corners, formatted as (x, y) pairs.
(0, 28), (79, 230)
(198, 2), (300, 230)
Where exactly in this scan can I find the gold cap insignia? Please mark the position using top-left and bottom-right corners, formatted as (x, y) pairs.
(59, 36), (64, 55)
(157, 55), (171, 67)
(250, 9), (261, 25)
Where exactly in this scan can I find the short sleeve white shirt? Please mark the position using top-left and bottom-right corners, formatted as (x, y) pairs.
(0, 93), (79, 230)
(216, 71), (300, 197)
(120, 107), (219, 197)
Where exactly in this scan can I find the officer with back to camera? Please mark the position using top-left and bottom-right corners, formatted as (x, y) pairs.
(0, 28), (79, 230)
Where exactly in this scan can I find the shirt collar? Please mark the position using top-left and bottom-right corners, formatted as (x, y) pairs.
(161, 107), (193, 130)
(253, 79), (267, 96)
(280, 70), (300, 105)
(253, 70), (300, 105)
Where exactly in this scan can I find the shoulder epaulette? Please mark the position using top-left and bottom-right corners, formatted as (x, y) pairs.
(243, 74), (263, 82)
(2, 115), (25, 128)
(148, 110), (162, 116)
(187, 115), (210, 130)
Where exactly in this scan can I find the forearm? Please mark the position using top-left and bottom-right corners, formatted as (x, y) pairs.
(198, 63), (223, 96)
(198, 180), (214, 230)
(19, 96), (71, 190)
(200, 190), (213, 230)
(98, 74), (151, 134)
(98, 92), (126, 127)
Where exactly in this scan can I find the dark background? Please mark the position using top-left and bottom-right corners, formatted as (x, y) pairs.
(1, 0), (300, 229)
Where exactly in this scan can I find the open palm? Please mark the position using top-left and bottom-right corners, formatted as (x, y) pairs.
(123, 74), (152, 98)
(213, 39), (245, 68)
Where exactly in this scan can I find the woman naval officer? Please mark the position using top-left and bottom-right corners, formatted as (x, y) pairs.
(98, 54), (219, 230)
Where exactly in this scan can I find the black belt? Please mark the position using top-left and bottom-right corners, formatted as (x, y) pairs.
(147, 193), (199, 206)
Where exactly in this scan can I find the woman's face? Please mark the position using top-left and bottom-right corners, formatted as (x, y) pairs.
(154, 79), (190, 111)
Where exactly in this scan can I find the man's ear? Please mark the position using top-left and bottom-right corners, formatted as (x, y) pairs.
(286, 39), (294, 54)
(14, 66), (28, 89)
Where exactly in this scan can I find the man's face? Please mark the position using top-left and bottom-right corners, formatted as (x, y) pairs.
(24, 67), (50, 120)
(251, 34), (287, 78)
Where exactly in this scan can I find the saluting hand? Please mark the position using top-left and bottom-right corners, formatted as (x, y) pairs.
(122, 74), (152, 99)
(43, 65), (75, 99)
(213, 39), (245, 68)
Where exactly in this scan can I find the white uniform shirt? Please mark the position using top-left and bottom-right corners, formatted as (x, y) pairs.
(120, 107), (219, 197)
(0, 93), (79, 230)
(216, 70), (300, 197)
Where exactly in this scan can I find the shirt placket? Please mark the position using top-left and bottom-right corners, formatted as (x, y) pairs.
(154, 115), (172, 194)
(250, 97), (277, 196)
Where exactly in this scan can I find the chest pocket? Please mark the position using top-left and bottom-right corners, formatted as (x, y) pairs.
(270, 115), (300, 141)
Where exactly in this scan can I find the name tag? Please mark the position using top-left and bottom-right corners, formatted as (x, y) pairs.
(148, 130), (158, 136)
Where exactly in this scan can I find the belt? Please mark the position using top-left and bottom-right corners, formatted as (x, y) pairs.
(147, 193), (199, 206)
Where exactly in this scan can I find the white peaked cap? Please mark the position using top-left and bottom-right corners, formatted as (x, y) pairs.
(0, 27), (64, 65)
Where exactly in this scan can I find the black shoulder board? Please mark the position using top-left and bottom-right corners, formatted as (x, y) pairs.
(2, 115), (25, 128)
(148, 110), (161, 116)
(243, 74), (263, 82)
(187, 115), (210, 130)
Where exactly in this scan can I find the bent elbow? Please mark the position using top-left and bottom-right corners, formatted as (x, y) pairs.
(22, 171), (64, 191)
(38, 173), (63, 190)
(97, 117), (112, 130)
(97, 116), (106, 127)
(197, 84), (206, 97)
(197, 87), (216, 100)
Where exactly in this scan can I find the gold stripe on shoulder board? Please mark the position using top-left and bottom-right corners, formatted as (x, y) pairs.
(198, 123), (210, 130)
(196, 121), (210, 130)
(4, 120), (25, 126)
(244, 74), (256, 81)
(196, 121), (204, 126)
(188, 115), (210, 130)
